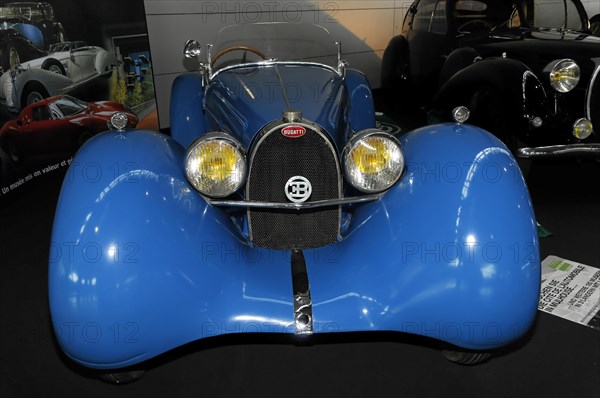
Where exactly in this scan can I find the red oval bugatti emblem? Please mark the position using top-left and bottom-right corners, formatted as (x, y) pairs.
(281, 126), (306, 138)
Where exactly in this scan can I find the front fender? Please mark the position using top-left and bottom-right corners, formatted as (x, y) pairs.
(49, 124), (540, 369)
(14, 69), (72, 105)
(170, 73), (206, 148)
(431, 57), (546, 126)
(94, 48), (118, 75)
(49, 129), (293, 369)
(308, 123), (540, 349)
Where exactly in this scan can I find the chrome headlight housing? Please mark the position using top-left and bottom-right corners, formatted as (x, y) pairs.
(548, 59), (580, 93)
(343, 129), (404, 193)
(185, 132), (246, 198)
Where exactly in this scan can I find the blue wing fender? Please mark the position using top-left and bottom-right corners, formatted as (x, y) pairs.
(169, 73), (206, 148)
(49, 123), (539, 369)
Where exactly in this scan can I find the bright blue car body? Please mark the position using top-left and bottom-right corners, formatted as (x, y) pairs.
(49, 24), (540, 370)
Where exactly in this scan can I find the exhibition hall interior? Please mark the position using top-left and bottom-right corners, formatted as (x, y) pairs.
(0, 1), (598, 397)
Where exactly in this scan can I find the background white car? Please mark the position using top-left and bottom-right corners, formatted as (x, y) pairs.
(0, 41), (117, 110)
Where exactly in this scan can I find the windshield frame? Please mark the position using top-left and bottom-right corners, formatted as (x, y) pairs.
(187, 22), (346, 83)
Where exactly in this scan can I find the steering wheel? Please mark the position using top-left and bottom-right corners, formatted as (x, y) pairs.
(457, 19), (493, 32)
(211, 45), (268, 67)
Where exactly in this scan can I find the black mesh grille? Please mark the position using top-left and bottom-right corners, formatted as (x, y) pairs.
(247, 124), (341, 250)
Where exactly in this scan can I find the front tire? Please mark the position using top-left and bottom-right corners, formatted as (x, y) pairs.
(442, 349), (492, 365)
(42, 59), (66, 75)
(98, 370), (145, 384)
(1, 44), (21, 72)
(21, 83), (50, 109)
(5, 137), (21, 164)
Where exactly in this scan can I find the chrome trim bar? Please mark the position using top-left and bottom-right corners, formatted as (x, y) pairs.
(207, 194), (382, 210)
(517, 143), (600, 158)
(210, 61), (341, 81)
(291, 250), (312, 336)
(586, 59), (600, 122)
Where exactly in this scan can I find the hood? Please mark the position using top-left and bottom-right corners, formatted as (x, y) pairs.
(205, 64), (347, 147)
(471, 28), (600, 74)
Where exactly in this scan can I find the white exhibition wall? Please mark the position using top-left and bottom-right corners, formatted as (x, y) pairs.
(143, 0), (413, 128)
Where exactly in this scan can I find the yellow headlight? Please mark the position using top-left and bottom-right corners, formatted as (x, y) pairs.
(185, 134), (246, 197)
(344, 130), (404, 193)
(572, 118), (593, 140)
(351, 136), (394, 175)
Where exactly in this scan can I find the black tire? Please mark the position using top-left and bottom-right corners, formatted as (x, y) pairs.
(1, 44), (21, 73)
(442, 349), (492, 365)
(42, 59), (66, 75)
(98, 370), (145, 384)
(381, 35), (410, 111)
(5, 136), (21, 164)
(21, 82), (50, 109)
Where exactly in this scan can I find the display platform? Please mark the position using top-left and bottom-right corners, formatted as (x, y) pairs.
(0, 135), (598, 398)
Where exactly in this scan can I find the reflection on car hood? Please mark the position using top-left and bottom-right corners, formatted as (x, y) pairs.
(471, 28), (600, 72)
(205, 64), (346, 147)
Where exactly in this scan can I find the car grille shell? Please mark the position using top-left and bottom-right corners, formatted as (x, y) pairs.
(246, 121), (341, 250)
(587, 63), (600, 131)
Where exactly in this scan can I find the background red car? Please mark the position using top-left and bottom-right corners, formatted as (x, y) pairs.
(0, 95), (137, 162)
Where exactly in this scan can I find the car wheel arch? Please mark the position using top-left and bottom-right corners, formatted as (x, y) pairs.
(20, 81), (50, 109)
(42, 58), (66, 75)
(430, 58), (531, 123)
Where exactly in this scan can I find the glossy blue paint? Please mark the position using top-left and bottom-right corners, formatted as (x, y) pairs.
(49, 121), (539, 369)
(344, 69), (376, 134)
(170, 73), (206, 148)
(12, 23), (45, 49)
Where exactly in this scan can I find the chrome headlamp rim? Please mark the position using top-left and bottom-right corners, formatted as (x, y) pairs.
(548, 58), (580, 93)
(342, 128), (404, 194)
(184, 132), (247, 198)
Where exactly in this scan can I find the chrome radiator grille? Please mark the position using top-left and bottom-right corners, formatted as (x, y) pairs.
(247, 122), (341, 250)
(587, 63), (600, 131)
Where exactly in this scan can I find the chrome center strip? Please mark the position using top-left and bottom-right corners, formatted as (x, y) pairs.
(291, 250), (313, 335)
(207, 194), (382, 210)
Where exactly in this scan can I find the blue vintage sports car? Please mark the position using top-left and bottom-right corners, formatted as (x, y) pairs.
(49, 23), (540, 382)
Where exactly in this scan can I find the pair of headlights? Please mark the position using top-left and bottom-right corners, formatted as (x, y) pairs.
(185, 129), (404, 198)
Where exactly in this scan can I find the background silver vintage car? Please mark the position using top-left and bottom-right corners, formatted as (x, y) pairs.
(0, 41), (117, 110)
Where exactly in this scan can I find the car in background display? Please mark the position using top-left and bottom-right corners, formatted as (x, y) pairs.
(0, 2), (65, 73)
(0, 95), (137, 163)
(48, 22), (541, 382)
(0, 2), (66, 72)
(382, 0), (600, 162)
(0, 41), (117, 110)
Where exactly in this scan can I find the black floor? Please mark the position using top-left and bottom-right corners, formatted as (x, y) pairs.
(1, 139), (599, 397)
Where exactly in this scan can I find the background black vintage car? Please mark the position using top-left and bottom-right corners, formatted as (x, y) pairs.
(382, 0), (600, 160)
(0, 2), (66, 72)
